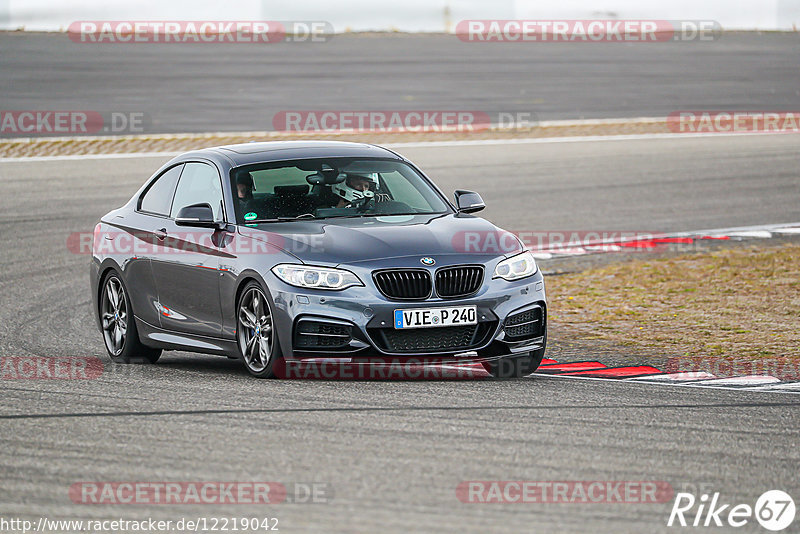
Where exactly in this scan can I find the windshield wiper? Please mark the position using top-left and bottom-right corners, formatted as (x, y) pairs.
(244, 216), (307, 223)
(321, 212), (424, 220)
(247, 212), (427, 223)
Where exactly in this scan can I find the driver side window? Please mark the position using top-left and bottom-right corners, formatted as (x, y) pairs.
(170, 162), (224, 221)
(380, 171), (427, 210)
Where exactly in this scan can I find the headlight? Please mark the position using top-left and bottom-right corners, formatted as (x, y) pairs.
(272, 264), (363, 290)
(493, 251), (538, 281)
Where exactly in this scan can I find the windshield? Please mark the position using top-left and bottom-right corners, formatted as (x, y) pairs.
(230, 158), (450, 224)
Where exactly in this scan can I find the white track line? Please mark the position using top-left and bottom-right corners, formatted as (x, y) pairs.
(746, 382), (800, 391)
(669, 222), (800, 237)
(532, 373), (800, 395)
(443, 367), (800, 395)
(725, 230), (775, 239)
(681, 375), (781, 387)
(627, 372), (717, 382)
(386, 131), (797, 148)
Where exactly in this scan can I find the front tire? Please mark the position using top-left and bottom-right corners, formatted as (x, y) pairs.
(237, 282), (282, 378)
(99, 271), (161, 364)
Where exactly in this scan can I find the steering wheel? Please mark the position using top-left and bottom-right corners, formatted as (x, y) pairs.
(353, 195), (374, 212)
(352, 193), (391, 213)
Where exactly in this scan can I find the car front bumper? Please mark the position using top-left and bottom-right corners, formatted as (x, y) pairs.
(267, 268), (546, 364)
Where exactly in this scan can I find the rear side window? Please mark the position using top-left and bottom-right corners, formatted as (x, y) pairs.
(139, 164), (183, 215)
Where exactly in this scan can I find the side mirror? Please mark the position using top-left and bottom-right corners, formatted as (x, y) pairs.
(454, 190), (485, 214)
(175, 203), (218, 228)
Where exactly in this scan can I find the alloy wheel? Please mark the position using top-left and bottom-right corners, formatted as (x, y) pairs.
(101, 276), (128, 356)
(237, 287), (274, 373)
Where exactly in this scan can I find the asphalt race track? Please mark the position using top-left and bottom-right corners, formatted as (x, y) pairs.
(1, 32), (799, 133)
(1, 134), (799, 532)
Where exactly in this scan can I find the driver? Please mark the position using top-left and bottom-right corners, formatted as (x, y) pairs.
(332, 173), (388, 208)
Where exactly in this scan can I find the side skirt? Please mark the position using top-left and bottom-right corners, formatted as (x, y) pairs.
(135, 317), (238, 357)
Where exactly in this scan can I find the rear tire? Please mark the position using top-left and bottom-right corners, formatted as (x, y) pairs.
(483, 348), (545, 378)
(99, 271), (162, 364)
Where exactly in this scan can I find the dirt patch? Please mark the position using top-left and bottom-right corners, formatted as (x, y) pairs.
(546, 243), (800, 360)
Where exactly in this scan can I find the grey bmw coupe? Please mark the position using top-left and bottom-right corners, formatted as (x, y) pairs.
(90, 141), (547, 378)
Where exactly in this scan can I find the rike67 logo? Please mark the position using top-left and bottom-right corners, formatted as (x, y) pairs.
(668, 490), (796, 531)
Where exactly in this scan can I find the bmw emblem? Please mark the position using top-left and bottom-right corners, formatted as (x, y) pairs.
(420, 257), (436, 266)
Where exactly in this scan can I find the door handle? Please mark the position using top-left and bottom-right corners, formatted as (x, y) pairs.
(155, 228), (167, 240)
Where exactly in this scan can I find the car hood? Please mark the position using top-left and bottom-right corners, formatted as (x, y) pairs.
(237, 213), (522, 266)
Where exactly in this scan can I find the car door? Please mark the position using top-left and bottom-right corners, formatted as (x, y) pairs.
(119, 163), (184, 329)
(150, 161), (227, 337)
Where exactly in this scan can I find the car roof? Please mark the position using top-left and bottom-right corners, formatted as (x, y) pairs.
(180, 140), (404, 167)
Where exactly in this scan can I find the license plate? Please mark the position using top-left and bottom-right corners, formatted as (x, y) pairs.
(394, 305), (477, 329)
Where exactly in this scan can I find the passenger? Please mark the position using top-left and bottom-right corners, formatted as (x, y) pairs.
(236, 172), (263, 218)
(236, 173), (255, 208)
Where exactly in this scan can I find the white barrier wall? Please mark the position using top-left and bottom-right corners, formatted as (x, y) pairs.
(515, 0), (799, 30)
(1, 0), (798, 31)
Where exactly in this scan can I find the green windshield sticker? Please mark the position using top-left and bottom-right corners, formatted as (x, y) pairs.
(244, 212), (257, 221)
